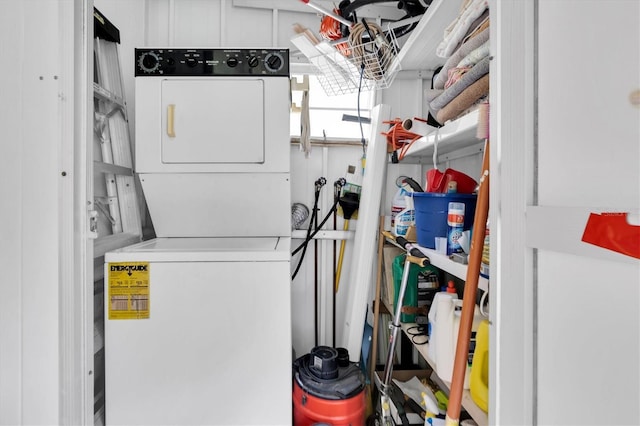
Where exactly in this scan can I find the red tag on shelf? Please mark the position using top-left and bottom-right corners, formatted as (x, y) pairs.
(581, 212), (640, 260)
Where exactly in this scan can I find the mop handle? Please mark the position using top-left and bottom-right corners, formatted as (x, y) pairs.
(382, 231), (429, 261)
(446, 140), (490, 426)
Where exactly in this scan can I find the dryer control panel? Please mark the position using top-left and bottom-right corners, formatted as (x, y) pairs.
(135, 48), (289, 76)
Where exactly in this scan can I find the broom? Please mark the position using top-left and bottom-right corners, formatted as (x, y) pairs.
(445, 102), (490, 425)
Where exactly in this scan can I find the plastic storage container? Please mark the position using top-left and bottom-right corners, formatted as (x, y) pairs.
(413, 193), (477, 249)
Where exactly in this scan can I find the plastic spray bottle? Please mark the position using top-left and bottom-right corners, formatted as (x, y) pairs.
(391, 186), (408, 232)
(393, 195), (415, 237)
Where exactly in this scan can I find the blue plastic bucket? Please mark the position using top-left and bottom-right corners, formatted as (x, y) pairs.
(413, 193), (477, 249)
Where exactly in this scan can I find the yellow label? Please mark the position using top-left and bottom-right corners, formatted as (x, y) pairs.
(107, 262), (150, 320)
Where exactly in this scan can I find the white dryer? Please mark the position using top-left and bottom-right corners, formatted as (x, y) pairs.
(133, 47), (291, 238)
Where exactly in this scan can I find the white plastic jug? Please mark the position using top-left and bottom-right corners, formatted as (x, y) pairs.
(432, 297), (482, 389)
(427, 291), (456, 364)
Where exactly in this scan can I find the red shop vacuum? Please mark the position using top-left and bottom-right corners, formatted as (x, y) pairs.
(293, 346), (366, 426)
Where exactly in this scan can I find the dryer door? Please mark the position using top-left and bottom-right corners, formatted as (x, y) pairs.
(161, 78), (264, 164)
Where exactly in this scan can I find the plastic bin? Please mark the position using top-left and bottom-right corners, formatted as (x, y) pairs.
(413, 193), (477, 249)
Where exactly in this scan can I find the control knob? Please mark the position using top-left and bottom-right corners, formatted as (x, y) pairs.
(227, 57), (238, 68)
(247, 56), (259, 68)
(264, 52), (284, 72)
(138, 51), (160, 73)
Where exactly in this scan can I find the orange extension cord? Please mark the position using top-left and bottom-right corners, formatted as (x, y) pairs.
(319, 9), (351, 56)
(382, 119), (422, 161)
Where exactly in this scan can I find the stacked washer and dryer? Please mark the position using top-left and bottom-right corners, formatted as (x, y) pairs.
(104, 48), (292, 425)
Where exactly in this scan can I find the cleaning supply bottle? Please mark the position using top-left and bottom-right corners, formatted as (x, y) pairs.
(480, 218), (490, 279)
(452, 299), (483, 389)
(393, 195), (415, 237)
(391, 185), (408, 232)
(427, 281), (458, 364)
(470, 319), (489, 412)
(432, 281), (482, 389)
(422, 391), (440, 423)
(447, 202), (465, 255)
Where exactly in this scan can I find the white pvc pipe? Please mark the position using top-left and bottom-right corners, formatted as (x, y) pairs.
(299, 0), (353, 27)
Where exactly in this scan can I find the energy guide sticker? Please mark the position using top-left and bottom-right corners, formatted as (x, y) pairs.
(108, 262), (150, 320)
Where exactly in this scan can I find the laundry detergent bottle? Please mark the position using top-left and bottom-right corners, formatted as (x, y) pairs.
(391, 185), (408, 232)
(431, 281), (482, 389)
(393, 195), (415, 237)
(427, 281), (458, 364)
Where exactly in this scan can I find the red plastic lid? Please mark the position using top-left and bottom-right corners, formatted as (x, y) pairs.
(446, 280), (457, 293)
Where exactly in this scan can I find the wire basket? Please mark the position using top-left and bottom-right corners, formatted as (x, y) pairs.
(294, 26), (401, 96)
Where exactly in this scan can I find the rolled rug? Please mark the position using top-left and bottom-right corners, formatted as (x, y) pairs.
(436, 0), (489, 58)
(434, 26), (490, 90)
(430, 55), (490, 112)
(435, 74), (490, 125)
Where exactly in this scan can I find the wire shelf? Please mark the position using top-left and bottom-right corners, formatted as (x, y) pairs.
(292, 27), (401, 96)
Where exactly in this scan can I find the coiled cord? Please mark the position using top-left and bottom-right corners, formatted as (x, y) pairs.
(348, 21), (390, 80)
(382, 119), (422, 161)
(319, 9), (351, 56)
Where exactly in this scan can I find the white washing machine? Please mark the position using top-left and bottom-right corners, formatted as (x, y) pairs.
(104, 48), (292, 425)
(104, 238), (291, 425)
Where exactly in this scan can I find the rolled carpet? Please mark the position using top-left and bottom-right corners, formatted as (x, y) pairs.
(436, 74), (490, 125)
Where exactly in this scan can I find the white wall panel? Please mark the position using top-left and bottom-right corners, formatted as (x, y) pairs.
(174, 0), (222, 46)
(535, 1), (640, 424)
(537, 251), (640, 425)
(19, 1), (61, 421)
(0, 3), (25, 423)
(223, 0), (273, 46)
(290, 144), (365, 355)
(538, 0), (640, 208)
(145, 0), (171, 45)
(0, 1), (66, 424)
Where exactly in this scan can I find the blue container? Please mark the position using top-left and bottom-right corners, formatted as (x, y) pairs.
(413, 193), (477, 249)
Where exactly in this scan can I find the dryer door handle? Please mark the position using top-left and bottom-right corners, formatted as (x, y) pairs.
(167, 104), (176, 137)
